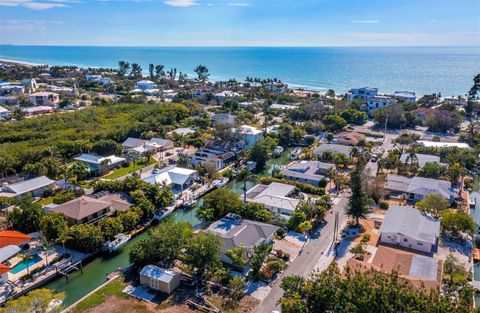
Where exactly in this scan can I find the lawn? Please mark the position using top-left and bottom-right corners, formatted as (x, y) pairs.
(38, 197), (54, 205)
(70, 276), (128, 313)
(103, 159), (156, 180)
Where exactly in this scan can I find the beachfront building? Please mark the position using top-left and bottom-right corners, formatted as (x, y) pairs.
(74, 154), (126, 175)
(385, 174), (457, 203)
(264, 82), (288, 95)
(246, 182), (299, 219)
(347, 87), (378, 101)
(394, 91), (416, 103)
(379, 206), (440, 254)
(142, 165), (197, 192)
(206, 214), (278, 268)
(0, 176), (56, 199)
(29, 92), (60, 107)
(139, 265), (181, 294)
(237, 125), (263, 150)
(280, 160), (334, 187)
(136, 80), (155, 91)
(365, 96), (398, 112)
(191, 140), (238, 171)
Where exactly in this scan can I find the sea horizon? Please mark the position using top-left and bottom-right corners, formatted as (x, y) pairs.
(1, 45), (479, 96)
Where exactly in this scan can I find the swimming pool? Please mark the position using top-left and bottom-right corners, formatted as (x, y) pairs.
(10, 254), (43, 274)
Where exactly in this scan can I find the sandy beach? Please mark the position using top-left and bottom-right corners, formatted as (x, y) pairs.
(0, 58), (45, 67)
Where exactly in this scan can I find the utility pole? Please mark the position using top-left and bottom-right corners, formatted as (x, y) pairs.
(383, 114), (388, 142)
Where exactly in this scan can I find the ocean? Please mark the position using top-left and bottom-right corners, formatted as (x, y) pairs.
(1, 45), (479, 96)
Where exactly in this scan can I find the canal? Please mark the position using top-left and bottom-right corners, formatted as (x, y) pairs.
(44, 149), (293, 306)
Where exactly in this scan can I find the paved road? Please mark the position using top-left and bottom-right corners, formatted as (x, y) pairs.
(255, 193), (349, 313)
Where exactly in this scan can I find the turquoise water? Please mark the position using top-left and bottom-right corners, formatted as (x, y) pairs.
(10, 254), (43, 274)
(1, 46), (479, 95)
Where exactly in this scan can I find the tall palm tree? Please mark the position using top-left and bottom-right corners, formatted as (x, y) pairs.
(325, 167), (337, 192)
(40, 239), (53, 267)
(56, 233), (72, 257)
(237, 168), (256, 204)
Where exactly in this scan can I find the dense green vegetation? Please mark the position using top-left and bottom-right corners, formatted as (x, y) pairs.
(0, 103), (192, 177)
(279, 264), (477, 313)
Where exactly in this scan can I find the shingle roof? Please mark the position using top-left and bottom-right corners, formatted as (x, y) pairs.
(386, 175), (456, 199)
(379, 206), (440, 244)
(50, 196), (111, 221)
(207, 215), (278, 252)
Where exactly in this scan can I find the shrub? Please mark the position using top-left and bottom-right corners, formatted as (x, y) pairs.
(379, 201), (389, 210)
(276, 227), (286, 239)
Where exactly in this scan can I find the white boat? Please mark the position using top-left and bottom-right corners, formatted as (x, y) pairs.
(245, 161), (256, 171)
(290, 147), (302, 160)
(104, 233), (131, 253)
(213, 177), (229, 189)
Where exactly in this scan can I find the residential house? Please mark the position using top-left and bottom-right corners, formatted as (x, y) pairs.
(246, 182), (299, 219)
(206, 214), (278, 267)
(122, 137), (173, 157)
(21, 78), (38, 91)
(334, 132), (365, 146)
(443, 96), (467, 106)
(0, 230), (32, 282)
(264, 82), (288, 95)
(143, 165), (197, 191)
(280, 160), (334, 187)
(237, 125), (263, 149)
(0, 84), (24, 95)
(139, 265), (181, 294)
(394, 91), (416, 103)
(136, 80), (155, 91)
(211, 113), (236, 126)
(347, 245), (442, 290)
(347, 87), (378, 101)
(379, 206), (440, 254)
(23, 106), (54, 117)
(313, 143), (352, 158)
(270, 103), (297, 110)
(0, 176), (55, 199)
(29, 92), (60, 107)
(214, 90), (239, 104)
(167, 127), (196, 138)
(85, 74), (103, 81)
(413, 107), (437, 121)
(74, 154), (126, 175)
(191, 140), (238, 171)
(365, 96), (398, 112)
(385, 174), (457, 203)
(49, 194), (132, 224)
(399, 153), (446, 168)
(0, 106), (10, 120)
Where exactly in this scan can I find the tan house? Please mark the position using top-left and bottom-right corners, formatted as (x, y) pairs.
(139, 265), (181, 294)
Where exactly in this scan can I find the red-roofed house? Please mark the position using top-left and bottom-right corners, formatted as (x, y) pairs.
(0, 230), (32, 249)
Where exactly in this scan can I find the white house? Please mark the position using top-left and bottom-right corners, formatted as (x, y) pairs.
(385, 174), (457, 203)
(443, 96), (467, 106)
(246, 182), (299, 219)
(394, 91), (416, 103)
(29, 92), (60, 107)
(142, 166), (197, 191)
(379, 206), (440, 254)
(264, 82), (288, 95)
(280, 160), (334, 187)
(21, 78), (38, 91)
(365, 96), (398, 112)
(0, 176), (56, 199)
(347, 87), (378, 101)
(0, 106), (10, 120)
(136, 80), (155, 91)
(237, 125), (263, 150)
(139, 265), (181, 294)
(74, 154), (126, 175)
(23, 106), (54, 116)
(191, 140), (238, 171)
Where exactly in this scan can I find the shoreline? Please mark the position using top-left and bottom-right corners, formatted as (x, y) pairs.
(0, 58), (46, 67)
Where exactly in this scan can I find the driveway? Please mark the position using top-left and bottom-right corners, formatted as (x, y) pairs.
(255, 193), (349, 313)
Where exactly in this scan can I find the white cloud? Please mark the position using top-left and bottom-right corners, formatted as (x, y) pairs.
(352, 20), (380, 24)
(1, 19), (63, 31)
(228, 2), (251, 6)
(0, 0), (69, 9)
(164, 0), (198, 7)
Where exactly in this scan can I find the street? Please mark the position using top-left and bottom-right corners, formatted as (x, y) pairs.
(255, 192), (349, 313)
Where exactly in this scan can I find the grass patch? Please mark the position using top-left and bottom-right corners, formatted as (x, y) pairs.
(70, 276), (128, 313)
(38, 197), (54, 205)
(103, 159), (156, 180)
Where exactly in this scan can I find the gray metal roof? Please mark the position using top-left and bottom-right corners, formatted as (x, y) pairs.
(2, 176), (55, 196)
(0, 245), (21, 263)
(281, 160), (333, 182)
(140, 265), (179, 283)
(399, 153), (444, 167)
(245, 183), (299, 212)
(409, 255), (438, 280)
(386, 174), (456, 199)
(122, 137), (147, 148)
(379, 206), (440, 244)
(313, 144), (352, 156)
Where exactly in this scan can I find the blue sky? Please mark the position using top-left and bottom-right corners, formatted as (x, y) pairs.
(0, 0), (479, 46)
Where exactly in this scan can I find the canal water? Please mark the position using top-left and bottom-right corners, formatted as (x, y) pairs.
(44, 149), (293, 306)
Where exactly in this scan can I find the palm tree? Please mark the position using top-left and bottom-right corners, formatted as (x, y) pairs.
(236, 168), (256, 204)
(19, 253), (33, 276)
(56, 233), (72, 257)
(40, 239), (53, 267)
(325, 167), (337, 192)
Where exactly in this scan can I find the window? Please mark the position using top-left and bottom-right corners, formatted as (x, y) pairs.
(403, 238), (408, 242)
(417, 242), (423, 245)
